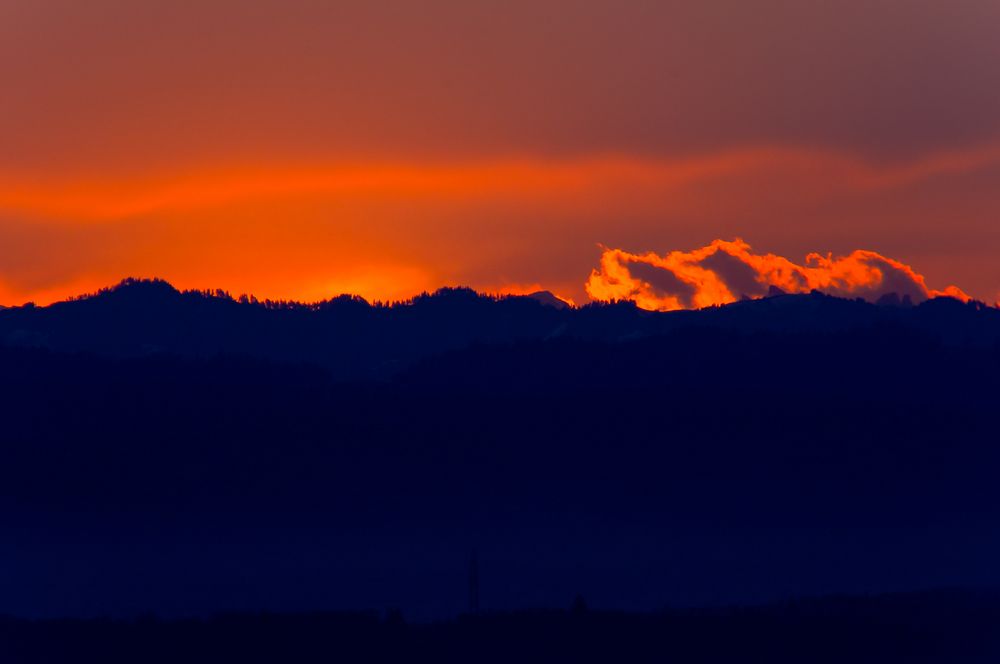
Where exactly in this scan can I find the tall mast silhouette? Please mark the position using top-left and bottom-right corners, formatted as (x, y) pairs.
(468, 549), (480, 614)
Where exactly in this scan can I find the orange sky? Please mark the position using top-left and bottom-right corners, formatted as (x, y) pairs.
(2, 1), (999, 307)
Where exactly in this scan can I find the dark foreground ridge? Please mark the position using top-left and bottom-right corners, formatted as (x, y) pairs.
(2, 590), (999, 663)
(0, 278), (998, 627)
(1, 277), (998, 379)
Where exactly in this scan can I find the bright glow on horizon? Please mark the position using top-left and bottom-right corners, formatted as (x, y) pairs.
(3, 1), (999, 307)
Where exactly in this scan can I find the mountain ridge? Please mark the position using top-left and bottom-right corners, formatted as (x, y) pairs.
(1, 277), (997, 379)
(0, 277), (998, 618)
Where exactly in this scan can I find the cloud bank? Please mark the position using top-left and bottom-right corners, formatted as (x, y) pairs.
(585, 239), (969, 311)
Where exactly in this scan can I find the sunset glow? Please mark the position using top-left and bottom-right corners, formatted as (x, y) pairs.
(0, 146), (997, 307)
(1, 0), (998, 307)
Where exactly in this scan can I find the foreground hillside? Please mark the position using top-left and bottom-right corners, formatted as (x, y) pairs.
(0, 292), (997, 618)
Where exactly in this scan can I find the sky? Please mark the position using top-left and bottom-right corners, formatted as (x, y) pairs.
(2, 0), (999, 307)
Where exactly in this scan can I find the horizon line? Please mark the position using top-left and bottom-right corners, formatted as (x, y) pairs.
(2, 276), (988, 313)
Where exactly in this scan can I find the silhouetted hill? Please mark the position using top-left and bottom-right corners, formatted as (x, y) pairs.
(0, 278), (997, 378)
(1, 279), (999, 621)
(523, 290), (572, 309)
(0, 310), (998, 618)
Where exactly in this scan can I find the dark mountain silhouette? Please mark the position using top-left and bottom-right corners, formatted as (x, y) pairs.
(0, 278), (997, 378)
(0, 278), (998, 632)
(523, 289), (572, 309)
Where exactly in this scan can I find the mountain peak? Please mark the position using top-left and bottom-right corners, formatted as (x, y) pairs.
(522, 291), (572, 309)
(93, 278), (181, 301)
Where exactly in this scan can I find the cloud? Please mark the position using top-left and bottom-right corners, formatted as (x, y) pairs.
(585, 239), (969, 311)
(5, 144), (1000, 221)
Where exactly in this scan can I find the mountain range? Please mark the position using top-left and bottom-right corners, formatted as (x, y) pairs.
(0, 278), (998, 620)
(1, 278), (997, 379)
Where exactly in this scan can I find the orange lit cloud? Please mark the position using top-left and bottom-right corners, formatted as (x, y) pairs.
(586, 239), (969, 311)
(0, 144), (997, 307)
